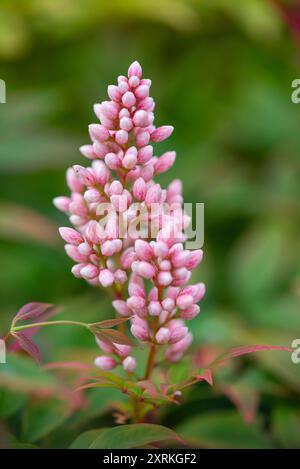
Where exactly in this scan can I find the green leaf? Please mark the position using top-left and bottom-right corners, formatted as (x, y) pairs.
(89, 424), (183, 449)
(70, 387), (123, 426)
(272, 407), (300, 448)
(0, 353), (58, 394)
(22, 397), (72, 442)
(176, 411), (274, 448)
(0, 390), (27, 418)
(168, 360), (192, 385)
(69, 429), (107, 449)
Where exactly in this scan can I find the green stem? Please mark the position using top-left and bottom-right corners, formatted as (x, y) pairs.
(12, 320), (89, 333)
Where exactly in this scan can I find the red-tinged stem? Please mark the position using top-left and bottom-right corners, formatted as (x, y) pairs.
(144, 343), (156, 380)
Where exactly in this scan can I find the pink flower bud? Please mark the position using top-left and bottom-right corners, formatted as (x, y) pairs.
(139, 97), (155, 111)
(176, 294), (194, 310)
(135, 240), (154, 261)
(181, 304), (200, 320)
(99, 269), (115, 287)
(84, 188), (101, 203)
(136, 130), (150, 147)
(153, 241), (169, 258)
(191, 282), (206, 302)
(145, 184), (162, 206)
(113, 344), (131, 359)
(168, 178), (182, 197)
(108, 180), (123, 195)
(151, 126), (174, 142)
(135, 84), (149, 100)
(186, 250), (203, 270)
(120, 117), (133, 131)
(92, 160), (110, 186)
(122, 151), (137, 169)
(65, 244), (86, 262)
(101, 239), (122, 256)
(132, 261), (156, 279)
(94, 356), (117, 370)
(110, 194), (127, 212)
(115, 130), (128, 145)
(66, 167), (84, 192)
(96, 338), (114, 354)
(93, 141), (109, 158)
(53, 196), (70, 213)
(141, 163), (154, 181)
(78, 242), (93, 256)
(79, 144), (97, 160)
(148, 301), (162, 316)
(85, 220), (102, 244)
(128, 61), (142, 79)
(69, 199), (87, 218)
(169, 326), (188, 344)
(133, 110), (149, 127)
(120, 247), (136, 269)
(154, 151), (176, 174)
(69, 215), (85, 226)
(105, 152), (121, 170)
(71, 263), (85, 278)
(172, 250), (191, 268)
(119, 108), (130, 118)
(80, 264), (99, 279)
(122, 91), (136, 108)
(122, 356), (136, 372)
(107, 85), (122, 101)
(157, 271), (173, 286)
(118, 81), (129, 94)
(112, 300), (130, 317)
(162, 297), (175, 311)
(127, 295), (146, 311)
(114, 269), (127, 284)
(73, 165), (96, 186)
(173, 267), (189, 281)
(156, 327), (171, 344)
(131, 324), (149, 342)
(100, 101), (119, 119)
(129, 76), (140, 88)
(138, 145), (153, 164)
(128, 278), (145, 298)
(89, 124), (109, 142)
(159, 260), (172, 271)
(59, 227), (83, 245)
(132, 177), (147, 201)
(105, 214), (119, 238)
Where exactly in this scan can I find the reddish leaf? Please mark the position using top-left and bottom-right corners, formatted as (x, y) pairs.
(75, 382), (119, 392)
(12, 332), (42, 365)
(92, 317), (130, 329)
(196, 369), (213, 386)
(92, 328), (134, 346)
(211, 344), (292, 369)
(221, 383), (259, 424)
(14, 302), (58, 323)
(45, 361), (93, 371)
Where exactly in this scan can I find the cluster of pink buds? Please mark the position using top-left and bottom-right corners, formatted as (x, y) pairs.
(94, 338), (136, 372)
(54, 61), (205, 371)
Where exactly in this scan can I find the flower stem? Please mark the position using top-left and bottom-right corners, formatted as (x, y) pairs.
(12, 320), (89, 333)
(143, 343), (156, 380)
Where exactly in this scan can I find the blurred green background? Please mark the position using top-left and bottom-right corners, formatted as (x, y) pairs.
(0, 0), (300, 449)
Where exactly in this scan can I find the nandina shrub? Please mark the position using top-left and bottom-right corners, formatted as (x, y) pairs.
(3, 62), (291, 449)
